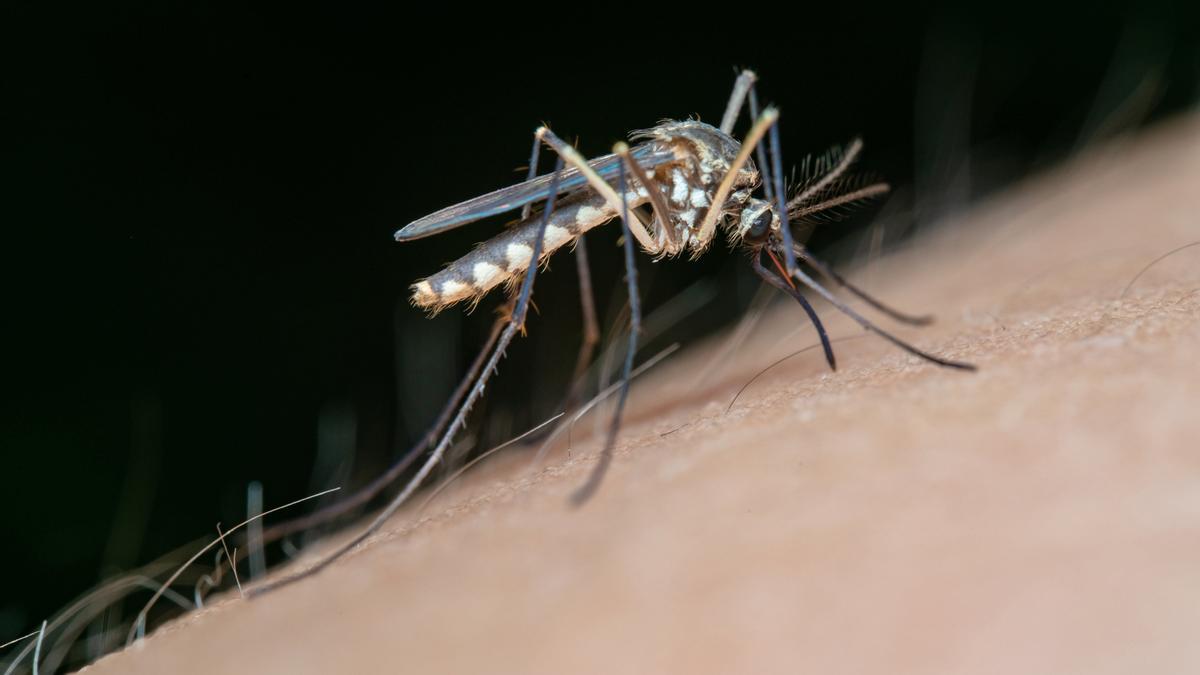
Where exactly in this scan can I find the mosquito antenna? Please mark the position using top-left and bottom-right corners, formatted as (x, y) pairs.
(779, 246), (976, 370)
(787, 138), (864, 212)
(787, 182), (891, 220)
(570, 147), (641, 506)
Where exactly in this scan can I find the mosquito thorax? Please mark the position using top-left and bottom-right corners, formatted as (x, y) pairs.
(631, 120), (761, 253)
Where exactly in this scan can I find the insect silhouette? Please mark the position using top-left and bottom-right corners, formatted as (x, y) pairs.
(254, 70), (973, 595)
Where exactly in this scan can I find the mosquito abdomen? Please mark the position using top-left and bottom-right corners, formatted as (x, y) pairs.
(411, 192), (635, 311)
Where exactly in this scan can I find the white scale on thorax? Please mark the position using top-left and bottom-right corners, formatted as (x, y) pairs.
(666, 160), (721, 245)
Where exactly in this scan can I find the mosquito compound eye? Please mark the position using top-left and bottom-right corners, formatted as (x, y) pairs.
(745, 210), (773, 243)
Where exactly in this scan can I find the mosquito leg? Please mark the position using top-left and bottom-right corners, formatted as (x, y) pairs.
(697, 107), (780, 242)
(783, 251), (976, 371)
(615, 142), (678, 252)
(792, 244), (934, 326)
(768, 121), (801, 278)
(752, 249), (836, 371)
(716, 69), (776, 203)
(250, 158), (569, 597)
(776, 147), (925, 324)
(719, 64), (783, 191)
(714, 68), (777, 206)
(747, 79), (775, 203)
(570, 150), (640, 506)
(536, 126), (660, 253)
(719, 69), (757, 135)
(523, 130), (647, 419)
(520, 132), (542, 221)
(257, 307), (510, 544)
(562, 234), (600, 414)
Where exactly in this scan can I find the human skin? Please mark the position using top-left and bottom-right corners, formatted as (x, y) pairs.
(80, 113), (1200, 675)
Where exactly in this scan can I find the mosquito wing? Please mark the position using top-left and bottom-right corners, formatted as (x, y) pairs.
(394, 143), (675, 241)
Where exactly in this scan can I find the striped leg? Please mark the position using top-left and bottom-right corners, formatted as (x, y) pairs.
(719, 69), (757, 135)
(718, 69), (776, 204)
(561, 234), (601, 416)
(535, 127), (661, 253)
(792, 244), (934, 326)
(570, 146), (641, 506)
(250, 157), (570, 596)
(257, 309), (509, 544)
(696, 107), (779, 243)
(520, 126), (649, 504)
(768, 120), (800, 277)
(262, 134), (598, 543)
(521, 130), (601, 420)
(780, 248), (977, 371)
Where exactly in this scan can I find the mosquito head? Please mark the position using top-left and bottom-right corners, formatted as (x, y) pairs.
(736, 197), (780, 245)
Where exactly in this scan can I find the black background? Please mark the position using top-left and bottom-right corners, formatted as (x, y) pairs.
(3, 1), (1197, 651)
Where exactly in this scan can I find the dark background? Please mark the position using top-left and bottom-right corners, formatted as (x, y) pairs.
(3, 1), (1196, 654)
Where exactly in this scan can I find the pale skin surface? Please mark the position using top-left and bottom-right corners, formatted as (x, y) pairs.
(79, 114), (1200, 675)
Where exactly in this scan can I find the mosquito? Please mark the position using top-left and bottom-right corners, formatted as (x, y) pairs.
(395, 68), (975, 495)
(252, 70), (973, 595)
